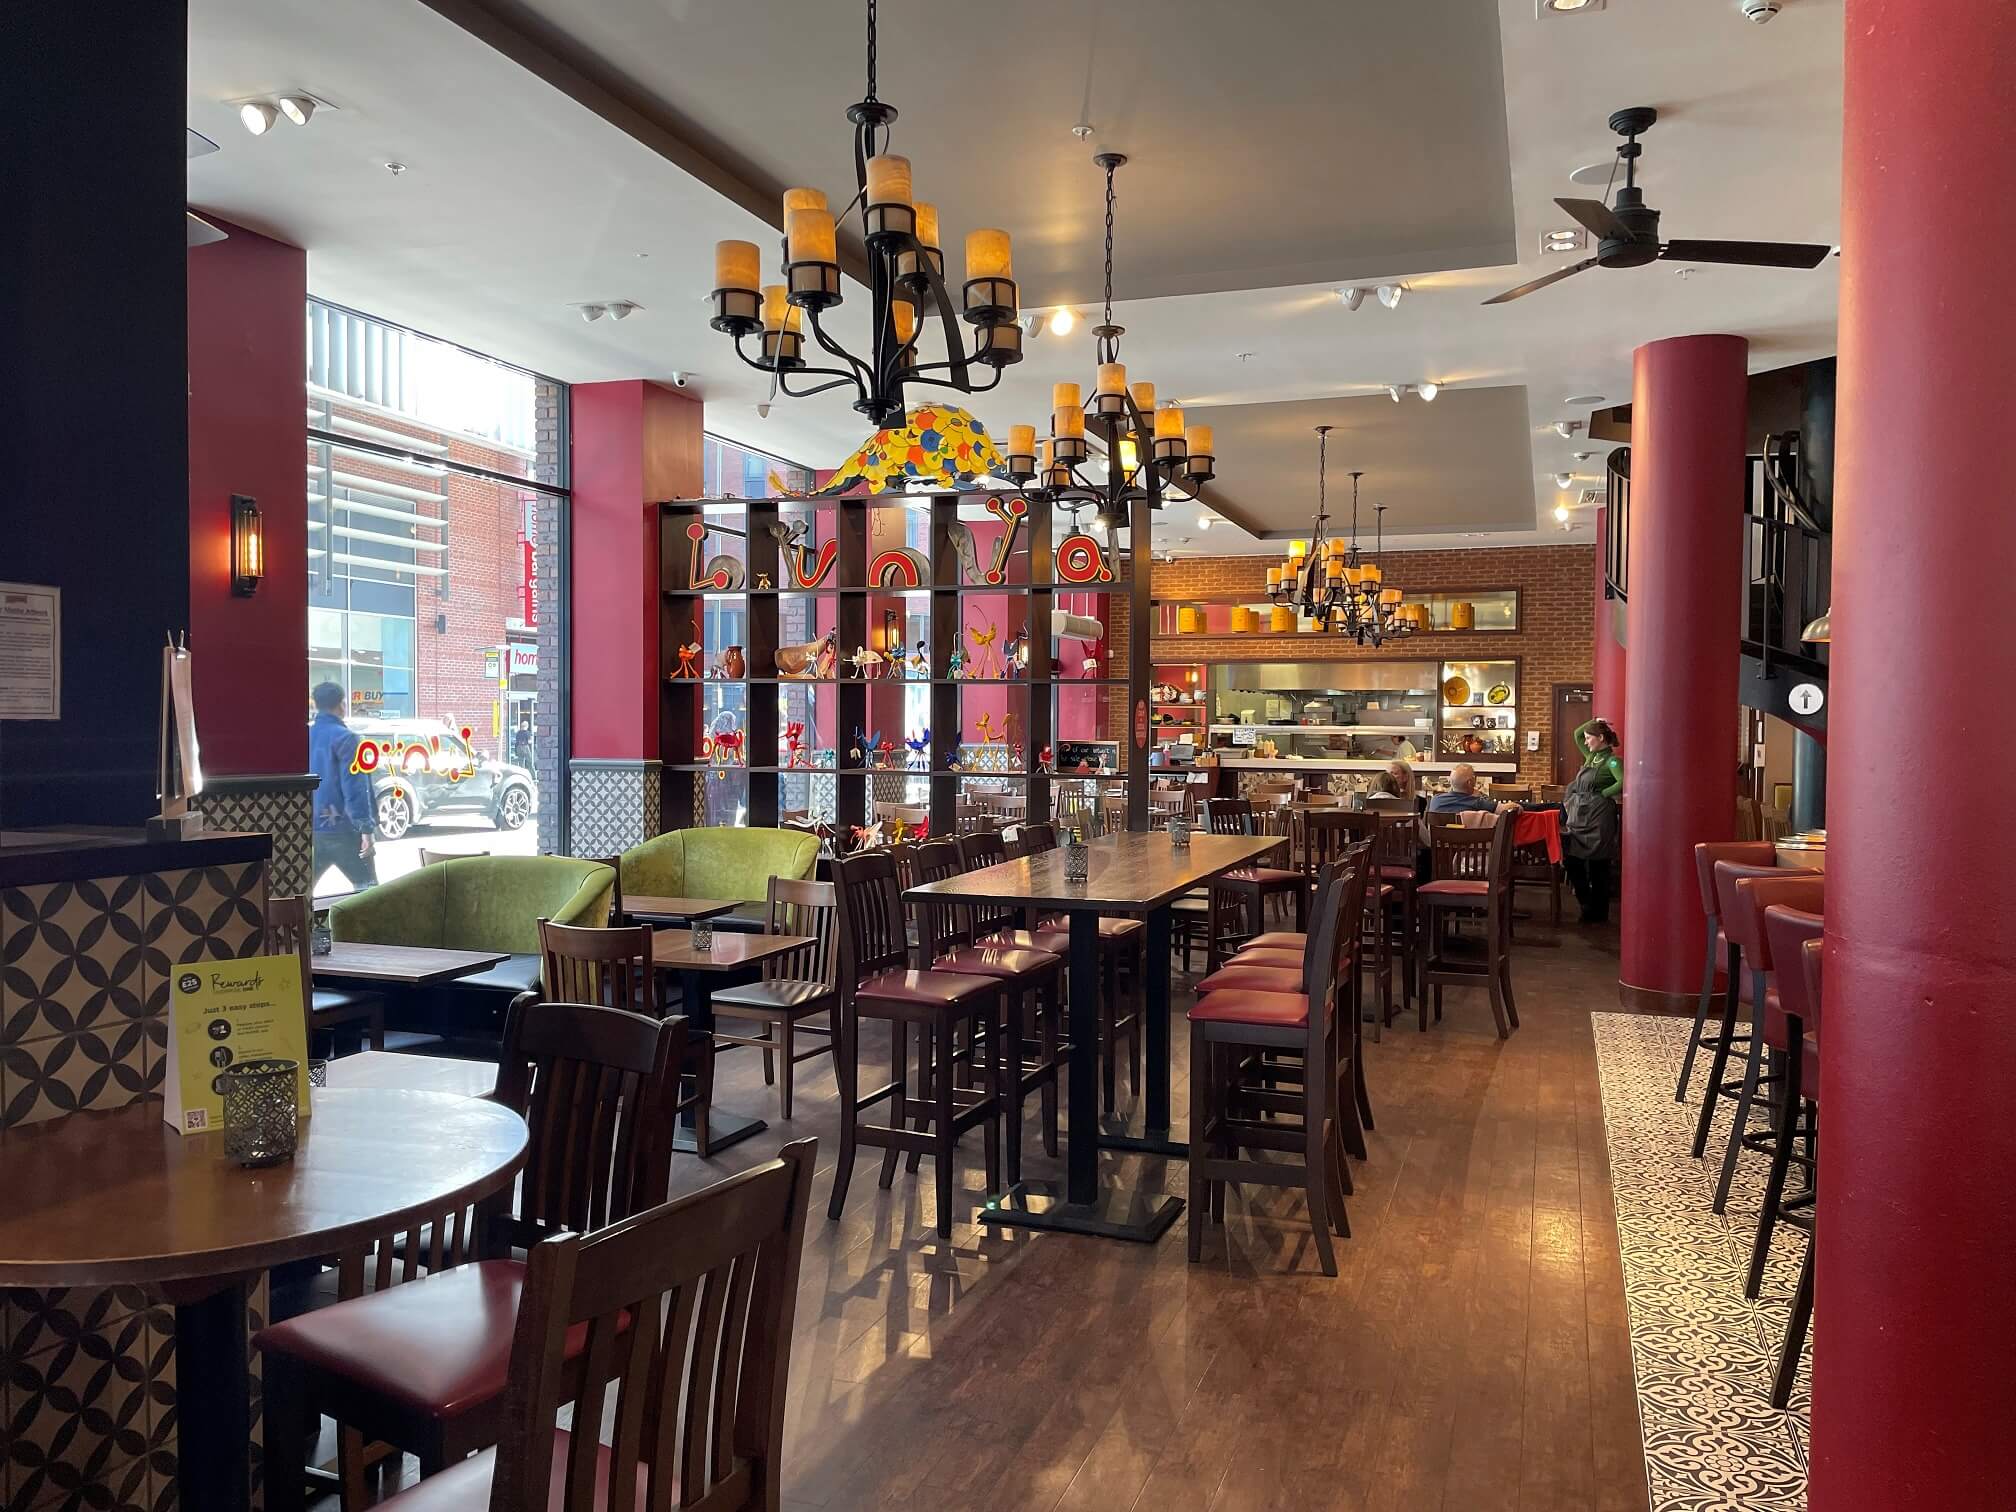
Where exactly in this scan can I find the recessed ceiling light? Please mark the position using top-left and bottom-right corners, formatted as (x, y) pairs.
(1418, 382), (1440, 402)
(604, 300), (641, 321)
(1049, 307), (1078, 336)
(1197, 515), (1215, 530)
(1563, 392), (1606, 406)
(579, 303), (606, 323)
(1573, 450), (1598, 462)
(1554, 502), (1572, 522)
(1539, 0), (1604, 13)
(1542, 227), (1588, 255)
(238, 101), (277, 135)
(1388, 384), (1409, 403)
(1376, 283), (1407, 309)
(277, 95), (319, 127)
(384, 161), (407, 175)
(1553, 472), (1576, 489)
(1569, 160), (1615, 187)
(1335, 286), (1366, 311)
(1552, 420), (1584, 439)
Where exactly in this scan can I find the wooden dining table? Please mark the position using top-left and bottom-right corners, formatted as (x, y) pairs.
(309, 941), (510, 986)
(622, 894), (739, 923)
(904, 830), (1286, 1242)
(650, 927), (813, 1154)
(0, 1089), (527, 1512)
(323, 1049), (498, 1098)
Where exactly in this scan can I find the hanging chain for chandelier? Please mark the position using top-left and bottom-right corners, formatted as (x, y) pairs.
(1003, 151), (1218, 530)
(704, 0), (1025, 428)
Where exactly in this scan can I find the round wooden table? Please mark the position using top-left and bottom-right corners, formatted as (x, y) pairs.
(0, 1088), (528, 1512)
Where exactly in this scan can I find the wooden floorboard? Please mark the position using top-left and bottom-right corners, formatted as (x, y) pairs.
(317, 918), (1649, 1511)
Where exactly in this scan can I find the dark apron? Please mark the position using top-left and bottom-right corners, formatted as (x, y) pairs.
(1562, 763), (1619, 862)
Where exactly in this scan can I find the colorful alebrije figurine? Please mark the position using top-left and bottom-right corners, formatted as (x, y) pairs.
(945, 643), (968, 680)
(966, 617), (1002, 680)
(905, 729), (931, 769)
(908, 640), (930, 679)
(783, 721), (807, 769)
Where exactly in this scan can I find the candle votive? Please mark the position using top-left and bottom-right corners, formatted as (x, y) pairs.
(221, 1058), (300, 1166)
(692, 919), (715, 953)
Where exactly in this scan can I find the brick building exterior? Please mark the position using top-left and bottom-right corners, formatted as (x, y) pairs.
(1148, 544), (1596, 787)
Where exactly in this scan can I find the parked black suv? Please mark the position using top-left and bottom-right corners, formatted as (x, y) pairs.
(350, 718), (537, 841)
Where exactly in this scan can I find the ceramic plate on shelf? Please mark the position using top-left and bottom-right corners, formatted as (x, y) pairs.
(1441, 675), (1471, 705)
(1487, 682), (1511, 705)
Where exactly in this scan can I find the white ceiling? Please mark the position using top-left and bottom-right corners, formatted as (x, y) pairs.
(187, 0), (1845, 554)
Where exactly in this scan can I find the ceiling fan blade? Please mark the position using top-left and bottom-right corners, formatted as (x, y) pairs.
(1660, 239), (1833, 269)
(1482, 258), (1599, 306)
(1555, 197), (1632, 243)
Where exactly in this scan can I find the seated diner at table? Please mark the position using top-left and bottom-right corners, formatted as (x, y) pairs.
(1425, 763), (1502, 817)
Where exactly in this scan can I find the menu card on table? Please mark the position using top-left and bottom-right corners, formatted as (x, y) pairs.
(163, 954), (310, 1134)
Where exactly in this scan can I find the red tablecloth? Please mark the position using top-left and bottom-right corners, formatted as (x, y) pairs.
(1512, 808), (1563, 863)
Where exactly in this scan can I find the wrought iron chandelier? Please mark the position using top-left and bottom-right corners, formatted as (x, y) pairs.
(1000, 152), (1216, 528)
(1266, 426), (1421, 645)
(706, 0), (1022, 427)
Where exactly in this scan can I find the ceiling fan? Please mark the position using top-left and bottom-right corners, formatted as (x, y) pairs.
(1484, 107), (1832, 306)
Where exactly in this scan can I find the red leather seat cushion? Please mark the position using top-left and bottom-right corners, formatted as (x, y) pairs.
(1417, 879), (1488, 899)
(374, 1431), (644, 1510)
(1248, 931), (1307, 950)
(1379, 865), (1416, 882)
(256, 1261), (567, 1423)
(856, 968), (998, 1007)
(986, 928), (1071, 955)
(1223, 866), (1302, 888)
(1188, 990), (1309, 1027)
(1097, 917), (1145, 938)
(1196, 964), (1303, 995)
(932, 945), (1058, 981)
(1227, 949), (1303, 969)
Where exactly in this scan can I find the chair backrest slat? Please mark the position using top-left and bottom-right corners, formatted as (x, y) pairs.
(264, 893), (316, 1048)
(832, 851), (909, 981)
(1204, 797), (1254, 837)
(539, 919), (661, 1015)
(763, 878), (839, 986)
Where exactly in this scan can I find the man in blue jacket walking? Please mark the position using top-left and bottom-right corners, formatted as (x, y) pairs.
(310, 681), (378, 892)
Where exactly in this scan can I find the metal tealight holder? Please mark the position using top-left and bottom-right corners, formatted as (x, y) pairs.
(221, 1058), (301, 1166)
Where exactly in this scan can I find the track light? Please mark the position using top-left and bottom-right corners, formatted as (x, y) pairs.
(1376, 283), (1406, 309)
(1336, 286), (1367, 311)
(239, 100), (277, 135)
(1553, 471), (1575, 489)
(1048, 307), (1078, 336)
(1418, 382), (1439, 402)
(1573, 450), (1597, 461)
(1388, 385), (1408, 403)
(604, 300), (639, 321)
(1552, 419), (1584, 439)
(580, 304), (606, 323)
(277, 95), (318, 127)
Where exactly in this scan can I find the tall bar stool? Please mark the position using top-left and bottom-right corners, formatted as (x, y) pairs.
(1769, 935), (1822, 1410)
(1708, 869), (1823, 1213)
(1186, 854), (1365, 1275)
(1415, 820), (1519, 1039)
(1371, 812), (1422, 1011)
(1204, 798), (1305, 935)
(1751, 901), (1823, 1300)
(827, 850), (1003, 1239)
(907, 838), (1062, 1186)
(1676, 841), (1780, 1102)
(1689, 856), (1784, 1160)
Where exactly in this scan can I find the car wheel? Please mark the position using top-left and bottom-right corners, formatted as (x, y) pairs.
(496, 784), (532, 830)
(376, 788), (415, 841)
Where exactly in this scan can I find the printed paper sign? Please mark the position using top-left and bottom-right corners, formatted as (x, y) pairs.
(164, 954), (310, 1134)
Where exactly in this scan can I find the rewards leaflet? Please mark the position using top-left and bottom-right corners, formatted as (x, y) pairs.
(164, 953), (311, 1134)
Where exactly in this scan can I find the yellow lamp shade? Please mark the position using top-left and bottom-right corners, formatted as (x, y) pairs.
(1054, 406), (1085, 439)
(1130, 381), (1156, 411)
(785, 209), (836, 265)
(714, 239), (760, 293)
(1361, 562), (1382, 584)
(1052, 381), (1081, 411)
(865, 154), (912, 208)
(1327, 559), (1345, 580)
(1289, 539), (1309, 558)
(1343, 565), (1363, 586)
(1379, 587), (1403, 606)
(783, 187), (828, 217)
(915, 202), (940, 250)
(1266, 566), (1282, 587)
(762, 285), (801, 334)
(891, 302), (915, 345)
(1007, 423), (1036, 456)
(1155, 405), (1185, 439)
(1039, 440), (1054, 471)
(1118, 437), (1140, 471)
(966, 228), (1013, 279)
(1186, 423), (1215, 455)
(1097, 362), (1127, 395)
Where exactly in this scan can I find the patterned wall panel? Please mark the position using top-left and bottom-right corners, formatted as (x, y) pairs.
(568, 760), (661, 856)
(1, 856), (269, 1512)
(193, 777), (314, 899)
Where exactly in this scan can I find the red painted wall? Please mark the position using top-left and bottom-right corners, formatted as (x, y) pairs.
(186, 218), (308, 776)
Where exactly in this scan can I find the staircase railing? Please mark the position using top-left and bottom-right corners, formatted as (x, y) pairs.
(1744, 432), (1830, 683)
(1604, 447), (1630, 603)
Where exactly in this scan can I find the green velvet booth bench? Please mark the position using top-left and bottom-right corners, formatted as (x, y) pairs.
(618, 827), (821, 927)
(327, 854), (613, 1053)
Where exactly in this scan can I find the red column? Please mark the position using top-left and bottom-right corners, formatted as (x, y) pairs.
(1618, 335), (1746, 1004)
(1592, 504), (1626, 740)
(1815, 5), (2016, 1504)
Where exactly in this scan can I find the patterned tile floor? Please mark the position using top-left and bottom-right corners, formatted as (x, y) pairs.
(1591, 1013), (1812, 1512)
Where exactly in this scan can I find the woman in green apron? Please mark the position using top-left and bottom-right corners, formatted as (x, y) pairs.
(1562, 718), (1623, 924)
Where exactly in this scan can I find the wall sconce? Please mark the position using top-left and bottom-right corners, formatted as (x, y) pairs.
(230, 493), (264, 596)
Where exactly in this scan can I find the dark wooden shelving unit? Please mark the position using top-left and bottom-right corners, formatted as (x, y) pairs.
(658, 490), (1136, 839)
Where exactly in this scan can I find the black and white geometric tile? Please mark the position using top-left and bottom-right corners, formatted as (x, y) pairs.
(568, 760), (662, 856)
(1592, 1012), (1811, 1512)
(193, 776), (314, 900)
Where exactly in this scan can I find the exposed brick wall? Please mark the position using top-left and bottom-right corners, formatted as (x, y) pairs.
(1150, 545), (1596, 786)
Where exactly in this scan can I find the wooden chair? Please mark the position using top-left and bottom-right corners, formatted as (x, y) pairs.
(827, 850), (1003, 1238)
(1509, 833), (1564, 934)
(1676, 841), (1780, 1103)
(1303, 811), (1395, 1038)
(537, 919), (710, 1153)
(711, 879), (840, 1119)
(368, 1140), (817, 1512)
(1186, 854), (1366, 1275)
(1203, 798), (1305, 939)
(257, 999), (687, 1512)
(268, 892), (384, 1055)
(1020, 822), (1058, 853)
(1486, 785), (1533, 803)
(1416, 821), (1519, 1038)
